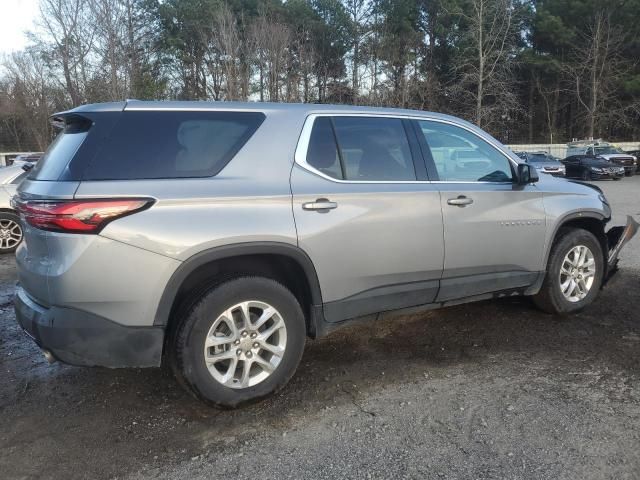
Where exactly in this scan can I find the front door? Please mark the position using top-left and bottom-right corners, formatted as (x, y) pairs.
(291, 115), (445, 322)
(414, 119), (547, 301)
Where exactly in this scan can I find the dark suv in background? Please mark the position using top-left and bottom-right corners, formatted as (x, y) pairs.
(561, 155), (625, 181)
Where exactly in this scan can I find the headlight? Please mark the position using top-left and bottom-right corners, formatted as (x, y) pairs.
(590, 167), (603, 172)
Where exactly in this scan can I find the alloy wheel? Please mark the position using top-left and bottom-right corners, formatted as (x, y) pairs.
(0, 219), (22, 251)
(203, 301), (287, 389)
(559, 245), (596, 302)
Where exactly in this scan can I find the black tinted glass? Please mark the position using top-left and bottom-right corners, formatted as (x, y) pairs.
(306, 117), (343, 179)
(84, 111), (264, 180)
(29, 119), (91, 181)
(332, 117), (415, 181)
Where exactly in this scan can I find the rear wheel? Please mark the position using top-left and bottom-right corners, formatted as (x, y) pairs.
(533, 228), (604, 314)
(170, 277), (306, 408)
(0, 212), (23, 253)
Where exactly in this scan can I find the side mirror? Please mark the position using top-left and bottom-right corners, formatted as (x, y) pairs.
(516, 163), (539, 185)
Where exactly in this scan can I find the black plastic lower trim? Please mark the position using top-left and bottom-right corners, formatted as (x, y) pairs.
(437, 271), (540, 302)
(322, 280), (439, 323)
(15, 286), (163, 368)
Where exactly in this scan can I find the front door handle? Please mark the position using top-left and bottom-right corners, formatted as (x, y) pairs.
(447, 195), (474, 207)
(302, 198), (338, 212)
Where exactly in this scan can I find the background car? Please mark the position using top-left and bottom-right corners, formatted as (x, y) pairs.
(0, 165), (29, 253)
(561, 155), (625, 181)
(566, 141), (636, 176)
(514, 151), (566, 176)
(624, 149), (639, 172)
(10, 153), (43, 167)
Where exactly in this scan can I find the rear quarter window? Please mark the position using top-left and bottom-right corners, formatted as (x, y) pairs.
(28, 119), (91, 181)
(84, 111), (265, 180)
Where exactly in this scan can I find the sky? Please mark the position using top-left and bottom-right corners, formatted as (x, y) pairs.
(0, 0), (40, 55)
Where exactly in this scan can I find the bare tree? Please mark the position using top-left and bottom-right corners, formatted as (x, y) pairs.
(343, 0), (372, 104)
(563, 12), (638, 138)
(35, 0), (95, 105)
(249, 13), (291, 102)
(209, 5), (243, 100)
(450, 0), (520, 128)
(2, 50), (58, 150)
(90, 0), (127, 100)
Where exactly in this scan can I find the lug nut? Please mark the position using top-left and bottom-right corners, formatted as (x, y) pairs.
(234, 339), (240, 345)
(246, 351), (253, 358)
(236, 349), (242, 356)
(253, 342), (259, 348)
(241, 331), (248, 337)
(250, 332), (257, 339)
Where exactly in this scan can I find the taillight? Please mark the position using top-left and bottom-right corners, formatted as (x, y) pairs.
(13, 198), (153, 233)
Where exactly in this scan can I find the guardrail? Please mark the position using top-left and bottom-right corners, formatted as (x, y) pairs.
(0, 152), (44, 167)
(507, 142), (640, 158)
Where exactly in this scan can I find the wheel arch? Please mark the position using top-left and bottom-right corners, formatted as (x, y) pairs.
(545, 212), (609, 270)
(155, 242), (323, 337)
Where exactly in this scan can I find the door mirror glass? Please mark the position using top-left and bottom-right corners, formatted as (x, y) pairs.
(517, 163), (539, 185)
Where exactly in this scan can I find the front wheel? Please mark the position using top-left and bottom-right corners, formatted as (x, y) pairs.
(170, 277), (306, 408)
(532, 228), (604, 314)
(580, 170), (592, 181)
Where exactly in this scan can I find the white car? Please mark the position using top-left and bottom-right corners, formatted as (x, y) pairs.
(0, 165), (29, 252)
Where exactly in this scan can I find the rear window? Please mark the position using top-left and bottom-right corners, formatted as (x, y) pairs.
(28, 120), (91, 181)
(84, 111), (264, 180)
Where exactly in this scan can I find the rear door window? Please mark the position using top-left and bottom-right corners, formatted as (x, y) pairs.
(84, 111), (265, 180)
(305, 116), (416, 181)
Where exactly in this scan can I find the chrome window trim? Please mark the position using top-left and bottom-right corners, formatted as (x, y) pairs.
(293, 113), (519, 185)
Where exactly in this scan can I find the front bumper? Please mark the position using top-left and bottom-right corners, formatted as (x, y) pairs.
(606, 215), (639, 276)
(14, 286), (164, 368)
(590, 171), (624, 180)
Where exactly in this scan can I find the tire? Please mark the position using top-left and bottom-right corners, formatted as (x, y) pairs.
(0, 212), (23, 253)
(170, 277), (306, 408)
(580, 170), (591, 181)
(532, 228), (604, 315)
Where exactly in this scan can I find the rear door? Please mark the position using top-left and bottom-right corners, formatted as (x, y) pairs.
(291, 115), (444, 323)
(413, 119), (547, 301)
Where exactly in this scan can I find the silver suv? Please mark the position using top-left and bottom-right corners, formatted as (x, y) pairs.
(13, 102), (638, 407)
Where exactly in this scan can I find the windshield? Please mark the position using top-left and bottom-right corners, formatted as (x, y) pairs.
(527, 154), (555, 162)
(594, 146), (623, 155)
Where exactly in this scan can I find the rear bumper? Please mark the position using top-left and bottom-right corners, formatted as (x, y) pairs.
(14, 286), (164, 368)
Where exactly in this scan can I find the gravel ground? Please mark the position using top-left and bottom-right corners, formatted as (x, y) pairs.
(1, 176), (639, 480)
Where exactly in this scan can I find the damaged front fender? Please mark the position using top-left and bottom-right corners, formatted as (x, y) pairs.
(605, 215), (639, 278)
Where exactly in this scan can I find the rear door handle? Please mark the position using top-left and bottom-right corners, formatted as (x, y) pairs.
(302, 198), (338, 212)
(447, 195), (474, 207)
